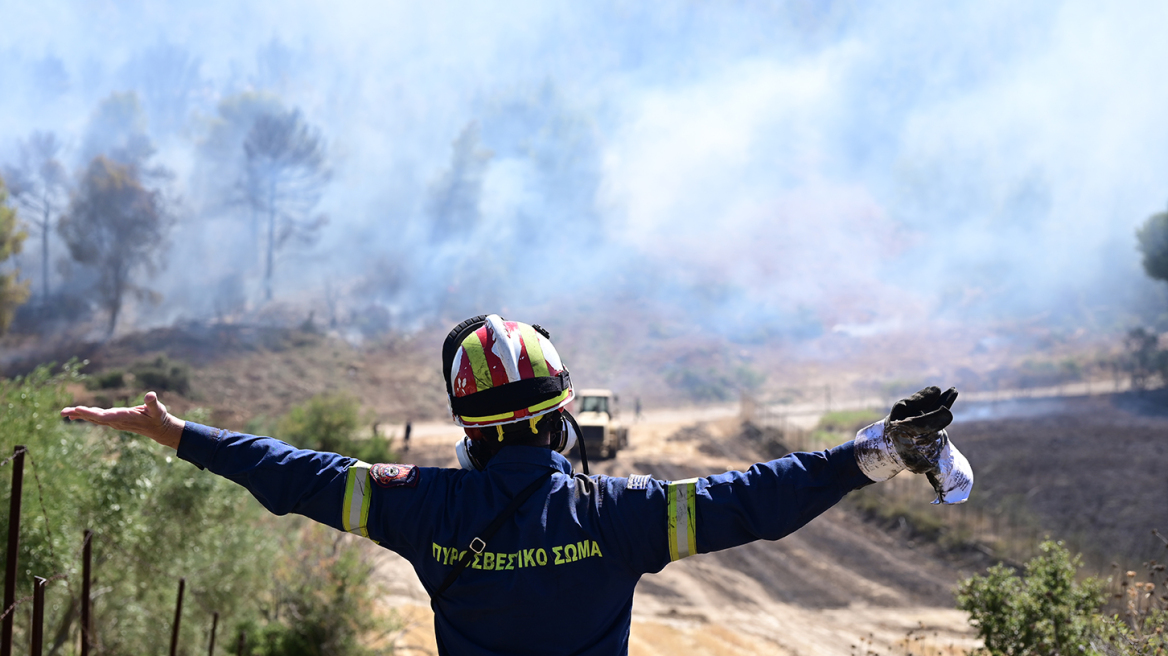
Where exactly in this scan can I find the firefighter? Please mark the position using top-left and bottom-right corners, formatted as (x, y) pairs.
(61, 314), (972, 656)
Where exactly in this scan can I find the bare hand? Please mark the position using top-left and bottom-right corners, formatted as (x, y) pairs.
(60, 391), (186, 449)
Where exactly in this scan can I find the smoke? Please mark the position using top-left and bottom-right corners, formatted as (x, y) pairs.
(2, 0), (1168, 344)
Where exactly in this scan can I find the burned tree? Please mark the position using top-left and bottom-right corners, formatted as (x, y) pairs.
(426, 123), (491, 243)
(0, 177), (29, 335)
(424, 123), (494, 318)
(82, 92), (157, 173)
(118, 41), (203, 136)
(58, 157), (170, 335)
(2, 132), (69, 304)
(242, 108), (330, 301)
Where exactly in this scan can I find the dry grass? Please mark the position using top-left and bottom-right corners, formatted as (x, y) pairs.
(51, 324), (451, 431)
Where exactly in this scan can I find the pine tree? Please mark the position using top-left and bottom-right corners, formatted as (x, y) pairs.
(58, 157), (170, 335)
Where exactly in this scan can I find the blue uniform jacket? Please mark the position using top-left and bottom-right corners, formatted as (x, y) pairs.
(177, 422), (873, 656)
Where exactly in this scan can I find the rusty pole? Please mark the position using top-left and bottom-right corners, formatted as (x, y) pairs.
(80, 530), (91, 656)
(30, 576), (45, 656)
(236, 631), (246, 656)
(207, 611), (218, 656)
(1, 446), (25, 656)
(169, 578), (185, 656)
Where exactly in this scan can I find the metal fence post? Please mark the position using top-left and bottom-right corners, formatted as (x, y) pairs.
(236, 630), (246, 656)
(208, 611), (218, 656)
(2, 446), (25, 656)
(31, 576), (45, 656)
(170, 578), (185, 656)
(81, 530), (91, 656)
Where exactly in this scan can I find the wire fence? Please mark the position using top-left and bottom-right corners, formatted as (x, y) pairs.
(0, 446), (237, 656)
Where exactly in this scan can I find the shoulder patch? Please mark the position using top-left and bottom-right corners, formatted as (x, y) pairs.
(627, 474), (651, 490)
(370, 463), (419, 489)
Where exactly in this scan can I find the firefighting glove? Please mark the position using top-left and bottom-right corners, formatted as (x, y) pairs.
(853, 386), (974, 505)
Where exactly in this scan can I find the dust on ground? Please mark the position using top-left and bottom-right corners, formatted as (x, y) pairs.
(372, 410), (979, 656)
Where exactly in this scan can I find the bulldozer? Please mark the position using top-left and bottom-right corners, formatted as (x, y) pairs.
(573, 389), (628, 459)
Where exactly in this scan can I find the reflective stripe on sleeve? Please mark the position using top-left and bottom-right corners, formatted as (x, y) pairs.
(342, 461), (373, 538)
(666, 478), (698, 561)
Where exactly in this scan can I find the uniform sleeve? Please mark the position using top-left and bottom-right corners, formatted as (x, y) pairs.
(685, 441), (873, 555)
(602, 441), (873, 574)
(175, 422), (360, 535)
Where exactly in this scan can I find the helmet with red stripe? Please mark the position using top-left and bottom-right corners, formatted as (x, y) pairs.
(442, 314), (574, 429)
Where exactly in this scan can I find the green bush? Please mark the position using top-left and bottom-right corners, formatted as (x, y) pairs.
(238, 524), (391, 656)
(817, 409), (883, 434)
(957, 540), (1106, 655)
(85, 369), (126, 390)
(279, 393), (361, 453)
(129, 355), (191, 394)
(1096, 610), (1168, 656)
(278, 393), (394, 464)
(0, 364), (394, 653)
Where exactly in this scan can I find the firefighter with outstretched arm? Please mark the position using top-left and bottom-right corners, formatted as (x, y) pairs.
(61, 314), (973, 656)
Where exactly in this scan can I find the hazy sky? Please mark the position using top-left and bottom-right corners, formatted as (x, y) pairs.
(3, 0), (1167, 338)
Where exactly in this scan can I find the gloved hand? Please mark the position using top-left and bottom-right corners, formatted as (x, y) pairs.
(853, 386), (974, 505)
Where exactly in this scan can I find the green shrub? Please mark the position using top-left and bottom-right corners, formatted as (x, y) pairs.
(85, 369), (126, 390)
(278, 393), (361, 454)
(0, 364), (394, 653)
(1096, 610), (1168, 656)
(957, 540), (1106, 655)
(278, 393), (394, 463)
(817, 409), (883, 434)
(129, 355), (191, 394)
(237, 524), (393, 656)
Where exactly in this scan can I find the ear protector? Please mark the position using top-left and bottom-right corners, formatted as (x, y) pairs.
(454, 409), (587, 474)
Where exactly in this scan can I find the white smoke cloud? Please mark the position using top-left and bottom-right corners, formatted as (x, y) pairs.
(3, 0), (1168, 340)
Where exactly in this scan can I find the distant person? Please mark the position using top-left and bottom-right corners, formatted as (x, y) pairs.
(634, 396), (642, 422)
(62, 314), (973, 656)
(403, 419), (412, 452)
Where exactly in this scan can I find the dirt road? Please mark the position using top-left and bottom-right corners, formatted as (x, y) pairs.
(374, 411), (978, 655)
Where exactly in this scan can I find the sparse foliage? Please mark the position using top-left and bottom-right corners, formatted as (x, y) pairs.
(197, 92), (284, 216)
(0, 176), (30, 334)
(1122, 327), (1167, 390)
(2, 131), (69, 304)
(58, 157), (171, 335)
(242, 108), (330, 301)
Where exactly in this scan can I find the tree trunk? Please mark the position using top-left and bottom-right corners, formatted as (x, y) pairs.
(107, 300), (119, 337)
(265, 182), (276, 301)
(40, 198), (50, 304)
(106, 267), (124, 337)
